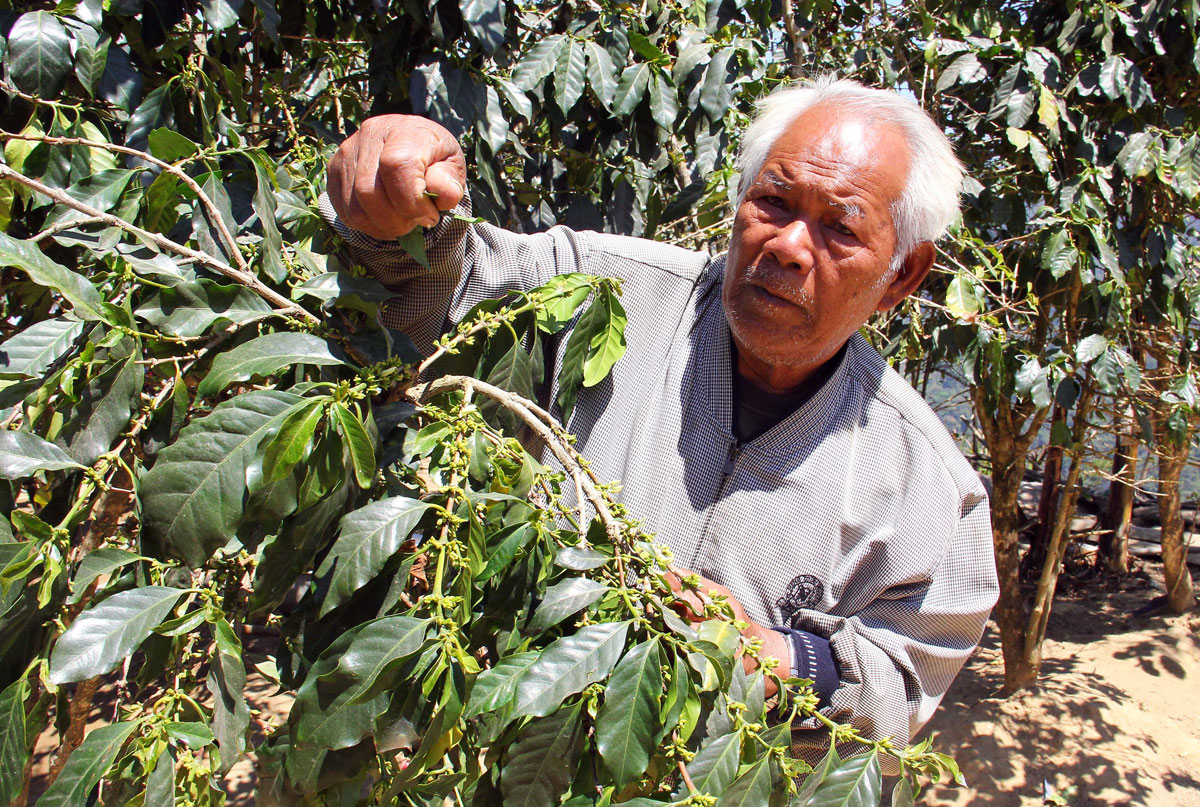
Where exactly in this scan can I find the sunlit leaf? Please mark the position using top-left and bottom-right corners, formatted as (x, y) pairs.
(49, 586), (185, 683)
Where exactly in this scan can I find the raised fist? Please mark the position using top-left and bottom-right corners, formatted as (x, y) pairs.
(327, 115), (467, 240)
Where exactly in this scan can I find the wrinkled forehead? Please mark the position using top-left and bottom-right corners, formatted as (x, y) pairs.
(771, 104), (911, 179)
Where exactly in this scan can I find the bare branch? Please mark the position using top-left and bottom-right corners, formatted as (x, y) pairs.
(0, 163), (317, 323)
(1, 130), (254, 279)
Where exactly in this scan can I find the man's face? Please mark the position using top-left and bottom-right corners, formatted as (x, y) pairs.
(723, 104), (914, 390)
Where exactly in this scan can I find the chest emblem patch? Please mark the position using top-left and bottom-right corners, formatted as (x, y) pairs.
(776, 574), (823, 624)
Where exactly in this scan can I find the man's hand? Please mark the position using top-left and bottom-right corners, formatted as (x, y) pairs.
(667, 567), (791, 696)
(327, 115), (468, 241)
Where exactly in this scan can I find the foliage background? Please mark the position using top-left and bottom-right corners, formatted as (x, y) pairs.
(0, 0), (1197, 803)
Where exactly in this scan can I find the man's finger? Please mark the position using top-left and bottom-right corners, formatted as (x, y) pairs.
(424, 162), (465, 212)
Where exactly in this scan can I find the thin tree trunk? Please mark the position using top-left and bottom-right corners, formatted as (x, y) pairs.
(1027, 403), (1064, 576)
(1155, 428), (1196, 613)
(1099, 405), (1138, 575)
(1019, 383), (1095, 685)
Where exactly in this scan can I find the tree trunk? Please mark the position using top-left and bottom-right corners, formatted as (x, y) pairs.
(1155, 429), (1196, 614)
(1098, 405), (1138, 575)
(1026, 403), (1064, 576)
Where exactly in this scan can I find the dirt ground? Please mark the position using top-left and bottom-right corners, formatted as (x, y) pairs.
(913, 566), (1200, 807)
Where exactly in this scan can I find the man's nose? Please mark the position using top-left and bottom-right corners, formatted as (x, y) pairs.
(764, 218), (816, 272)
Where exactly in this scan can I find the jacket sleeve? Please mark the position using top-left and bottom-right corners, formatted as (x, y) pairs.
(318, 192), (593, 353)
(786, 489), (997, 775)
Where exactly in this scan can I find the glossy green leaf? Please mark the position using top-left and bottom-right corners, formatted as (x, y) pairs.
(331, 404), (376, 489)
(0, 233), (110, 323)
(0, 431), (86, 478)
(890, 777), (915, 807)
(49, 586), (185, 684)
(613, 63), (651, 116)
(1117, 131), (1158, 178)
(260, 398), (325, 484)
(57, 347), (145, 465)
(554, 545), (609, 570)
(805, 751), (881, 807)
(500, 704), (582, 807)
(512, 35), (566, 91)
(648, 71), (679, 130)
(585, 42), (618, 109)
(292, 628), (390, 750)
(148, 128), (200, 162)
(596, 638), (662, 788)
(69, 547), (141, 603)
(6, 12), (72, 97)
(0, 677), (28, 806)
(528, 577), (609, 633)
(1041, 229), (1078, 279)
(582, 290), (627, 387)
(682, 731), (741, 796)
(198, 332), (347, 397)
(136, 279), (274, 338)
(555, 38), (588, 115)
(478, 522), (536, 581)
(1075, 334), (1109, 364)
(37, 722), (137, 807)
(165, 721), (215, 748)
(536, 274), (594, 334)
(146, 748), (176, 807)
(461, 0), (505, 53)
(140, 390), (306, 567)
(699, 48), (734, 121)
(514, 621), (630, 717)
(316, 496), (432, 616)
(0, 319), (84, 380)
(72, 25), (109, 96)
(465, 651), (538, 717)
(207, 644), (249, 772)
(326, 616), (429, 703)
(944, 274), (983, 318)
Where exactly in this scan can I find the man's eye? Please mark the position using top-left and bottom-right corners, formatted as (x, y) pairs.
(760, 195), (788, 210)
(829, 221), (855, 236)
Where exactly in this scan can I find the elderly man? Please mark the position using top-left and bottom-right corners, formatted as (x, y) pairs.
(322, 75), (998, 762)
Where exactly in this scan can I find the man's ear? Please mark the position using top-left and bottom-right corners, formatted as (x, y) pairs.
(876, 241), (935, 311)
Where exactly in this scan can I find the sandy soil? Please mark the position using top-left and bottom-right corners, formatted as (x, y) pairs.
(913, 568), (1200, 807)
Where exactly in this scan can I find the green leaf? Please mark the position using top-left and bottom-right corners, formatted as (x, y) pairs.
(395, 227), (431, 269)
(891, 778), (915, 807)
(136, 278), (274, 338)
(536, 274), (594, 334)
(146, 749), (176, 806)
(556, 291), (611, 421)
(681, 732), (741, 796)
(554, 545), (609, 570)
(326, 616), (429, 703)
(37, 722), (137, 807)
(260, 398), (325, 485)
(554, 38), (588, 115)
(72, 25), (109, 96)
(69, 547), (141, 603)
(514, 620), (630, 718)
(648, 71), (679, 130)
(292, 628), (391, 750)
(206, 644), (249, 772)
(582, 290), (627, 387)
(528, 577), (609, 633)
(512, 35), (566, 91)
(0, 232), (111, 322)
(461, 0), (505, 54)
(149, 128), (200, 162)
(596, 638), (662, 788)
(57, 346), (144, 465)
(500, 704), (582, 807)
(498, 78), (533, 122)
(465, 651), (538, 717)
(699, 48), (734, 121)
(316, 496), (432, 616)
(1075, 334), (1109, 364)
(197, 332), (347, 397)
(0, 317), (84, 379)
(140, 390), (306, 567)
(49, 586), (185, 684)
(331, 404), (376, 489)
(477, 522), (535, 582)
(6, 12), (72, 98)
(613, 63), (651, 116)
(805, 751), (881, 807)
(585, 42), (618, 109)
(44, 169), (134, 229)
(1041, 229), (1078, 279)
(793, 746), (840, 803)
(486, 339), (537, 406)
(716, 757), (774, 807)
(1098, 56), (1130, 100)
(165, 721), (215, 748)
(249, 151), (287, 283)
(944, 274), (982, 318)
(0, 677), (28, 806)
(0, 431), (86, 478)
(628, 31), (669, 64)
(1117, 131), (1158, 178)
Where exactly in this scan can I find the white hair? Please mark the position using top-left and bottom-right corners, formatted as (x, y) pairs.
(735, 75), (964, 263)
